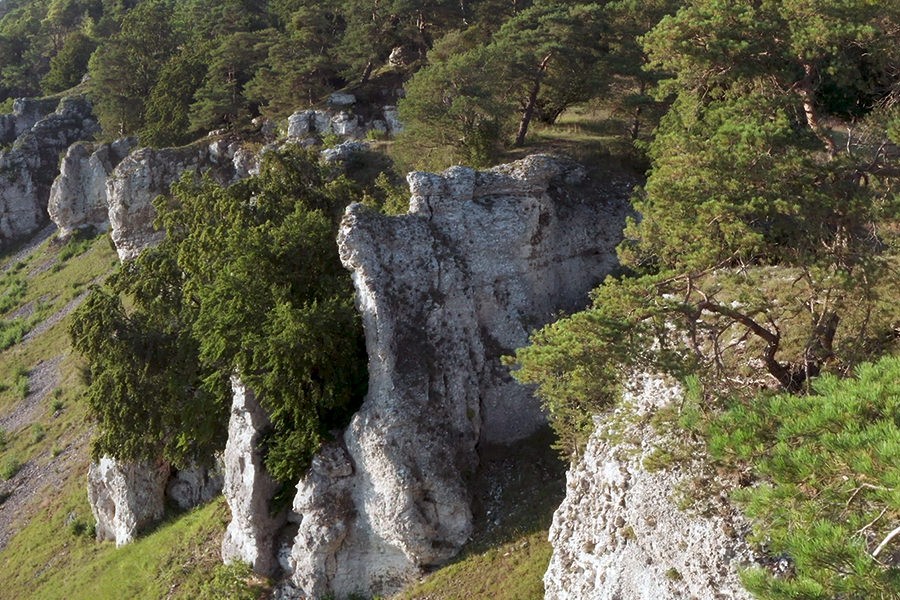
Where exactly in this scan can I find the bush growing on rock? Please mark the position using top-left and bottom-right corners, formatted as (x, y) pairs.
(70, 145), (367, 484)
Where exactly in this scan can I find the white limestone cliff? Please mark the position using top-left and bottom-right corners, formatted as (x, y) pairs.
(544, 374), (758, 600)
(287, 154), (630, 597)
(48, 138), (136, 238)
(0, 96), (99, 246)
(221, 377), (287, 577)
(106, 139), (258, 261)
(87, 457), (169, 547)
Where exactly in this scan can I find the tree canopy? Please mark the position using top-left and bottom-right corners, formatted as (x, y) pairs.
(511, 0), (900, 449)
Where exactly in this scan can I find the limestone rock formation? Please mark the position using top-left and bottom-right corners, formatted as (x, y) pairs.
(48, 138), (136, 238)
(288, 155), (629, 598)
(87, 457), (170, 547)
(544, 374), (758, 600)
(320, 140), (369, 164)
(0, 96), (99, 247)
(107, 139), (256, 261)
(221, 377), (287, 577)
(286, 105), (402, 140)
(166, 462), (224, 511)
(0, 98), (58, 145)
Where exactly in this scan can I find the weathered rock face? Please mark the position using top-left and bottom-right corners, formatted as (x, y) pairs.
(0, 98), (58, 145)
(48, 138), (136, 238)
(0, 96), (99, 247)
(221, 377), (286, 577)
(107, 139), (257, 261)
(87, 457), (170, 547)
(286, 104), (402, 140)
(544, 374), (758, 600)
(166, 461), (224, 511)
(289, 155), (629, 598)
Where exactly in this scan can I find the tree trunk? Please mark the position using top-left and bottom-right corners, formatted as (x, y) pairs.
(514, 52), (553, 147)
(360, 59), (374, 84)
(630, 80), (647, 141)
(796, 61), (837, 157)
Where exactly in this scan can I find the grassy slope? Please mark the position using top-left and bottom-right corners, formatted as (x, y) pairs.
(0, 232), (230, 600)
(399, 429), (566, 600)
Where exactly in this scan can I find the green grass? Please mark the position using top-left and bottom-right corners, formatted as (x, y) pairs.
(0, 477), (235, 600)
(0, 230), (268, 599)
(402, 531), (552, 600)
(0, 454), (21, 480)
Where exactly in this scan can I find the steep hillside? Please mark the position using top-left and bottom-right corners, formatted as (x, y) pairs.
(0, 230), (251, 599)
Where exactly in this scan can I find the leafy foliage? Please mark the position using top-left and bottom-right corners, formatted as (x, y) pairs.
(87, 0), (181, 135)
(711, 356), (900, 598)
(396, 1), (613, 169)
(511, 1), (900, 456)
(70, 146), (367, 482)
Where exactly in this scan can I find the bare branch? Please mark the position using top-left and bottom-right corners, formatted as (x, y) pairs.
(873, 523), (900, 558)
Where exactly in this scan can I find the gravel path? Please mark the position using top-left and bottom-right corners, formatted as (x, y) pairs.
(0, 430), (91, 551)
(0, 352), (86, 552)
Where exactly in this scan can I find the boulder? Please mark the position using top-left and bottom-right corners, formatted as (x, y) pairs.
(320, 141), (369, 164)
(327, 92), (356, 107)
(329, 112), (362, 138)
(87, 457), (170, 547)
(48, 138), (136, 238)
(382, 106), (403, 135)
(221, 377), (287, 577)
(287, 110), (316, 138)
(543, 374), (758, 600)
(288, 155), (630, 597)
(0, 96), (99, 247)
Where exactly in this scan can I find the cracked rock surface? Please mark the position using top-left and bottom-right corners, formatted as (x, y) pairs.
(288, 155), (630, 598)
(544, 374), (759, 600)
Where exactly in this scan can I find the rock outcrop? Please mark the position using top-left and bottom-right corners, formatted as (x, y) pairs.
(166, 462), (224, 511)
(288, 155), (630, 597)
(286, 104), (402, 141)
(544, 374), (757, 600)
(107, 139), (258, 260)
(0, 98), (58, 145)
(48, 138), (136, 238)
(221, 377), (287, 577)
(0, 96), (99, 247)
(87, 457), (170, 547)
